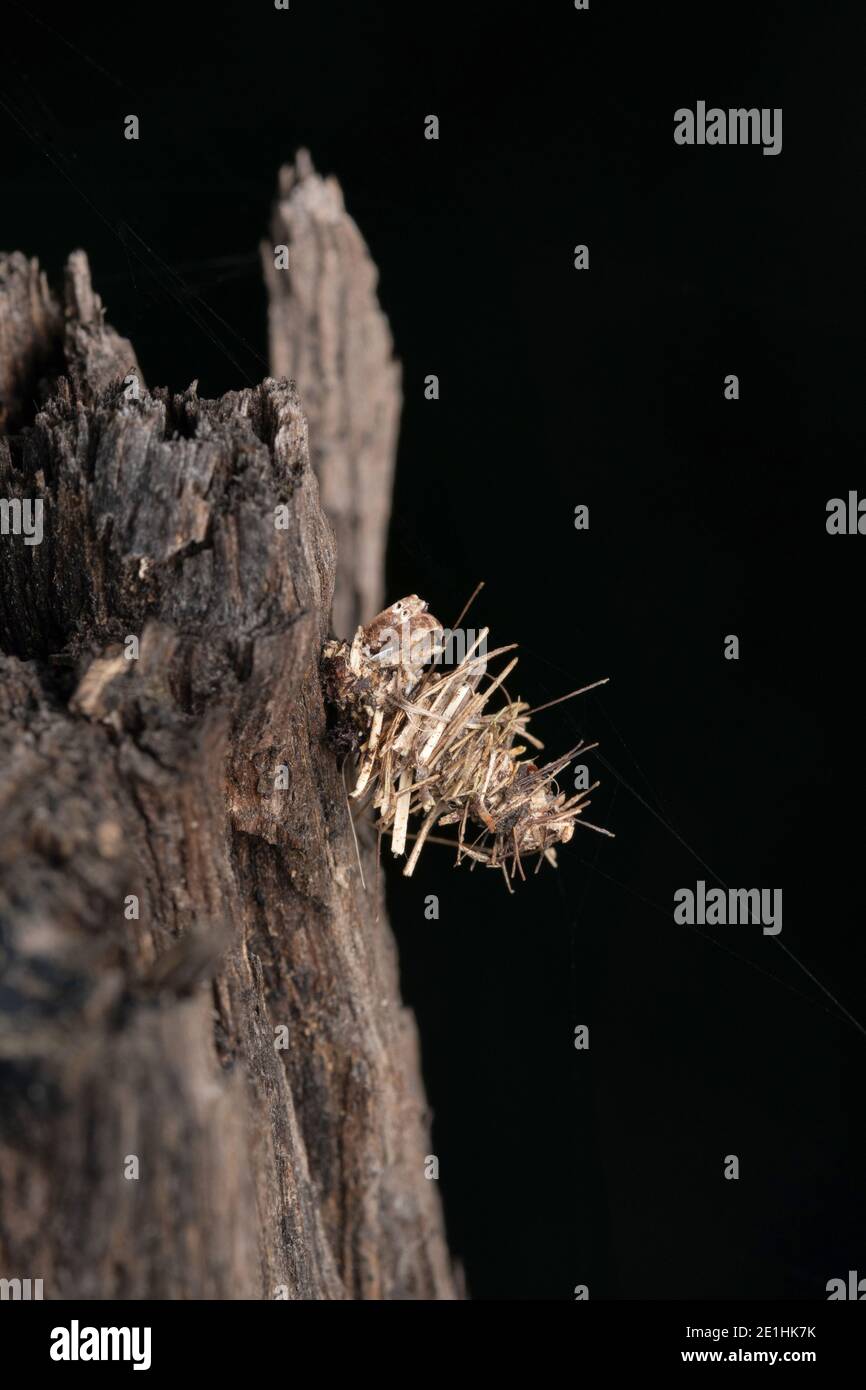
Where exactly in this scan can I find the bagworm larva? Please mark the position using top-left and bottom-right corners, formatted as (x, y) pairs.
(321, 595), (611, 888)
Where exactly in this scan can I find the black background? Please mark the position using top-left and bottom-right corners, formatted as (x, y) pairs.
(3, 0), (865, 1300)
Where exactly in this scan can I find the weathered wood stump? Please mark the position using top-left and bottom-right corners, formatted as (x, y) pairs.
(0, 206), (455, 1299)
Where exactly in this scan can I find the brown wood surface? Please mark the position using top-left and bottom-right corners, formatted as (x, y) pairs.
(0, 209), (455, 1299)
(263, 151), (402, 640)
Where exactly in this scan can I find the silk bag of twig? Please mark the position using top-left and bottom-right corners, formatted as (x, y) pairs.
(321, 593), (612, 890)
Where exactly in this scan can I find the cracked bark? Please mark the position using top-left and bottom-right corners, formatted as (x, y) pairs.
(0, 227), (455, 1298)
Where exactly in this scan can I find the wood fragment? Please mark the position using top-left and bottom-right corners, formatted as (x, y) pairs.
(262, 150), (402, 640)
(0, 242), (455, 1299)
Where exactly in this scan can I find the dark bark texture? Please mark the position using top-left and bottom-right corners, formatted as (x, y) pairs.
(0, 225), (455, 1298)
